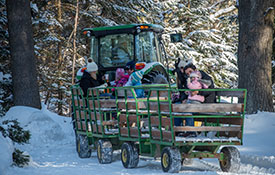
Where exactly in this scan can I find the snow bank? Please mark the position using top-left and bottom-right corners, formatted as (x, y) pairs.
(0, 134), (14, 175)
(239, 112), (275, 157)
(0, 105), (74, 173)
(1, 106), (74, 147)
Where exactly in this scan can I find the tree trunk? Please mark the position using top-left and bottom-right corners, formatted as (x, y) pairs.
(56, 0), (63, 115)
(72, 0), (79, 85)
(238, 0), (274, 113)
(6, 0), (41, 109)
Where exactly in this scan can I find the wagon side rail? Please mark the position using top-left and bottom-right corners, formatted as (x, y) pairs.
(145, 88), (247, 146)
(86, 87), (118, 137)
(71, 86), (90, 134)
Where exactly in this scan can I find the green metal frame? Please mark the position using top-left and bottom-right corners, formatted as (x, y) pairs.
(71, 86), (120, 149)
(114, 86), (247, 160)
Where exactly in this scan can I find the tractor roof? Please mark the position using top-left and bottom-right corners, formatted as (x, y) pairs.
(83, 24), (164, 37)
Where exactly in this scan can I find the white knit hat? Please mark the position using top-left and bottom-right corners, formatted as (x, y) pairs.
(189, 71), (201, 78)
(178, 59), (193, 69)
(86, 59), (98, 73)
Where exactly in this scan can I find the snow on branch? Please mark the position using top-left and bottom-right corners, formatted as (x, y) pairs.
(210, 5), (237, 19)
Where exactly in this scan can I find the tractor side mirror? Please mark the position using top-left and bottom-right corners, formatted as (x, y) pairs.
(170, 34), (183, 43)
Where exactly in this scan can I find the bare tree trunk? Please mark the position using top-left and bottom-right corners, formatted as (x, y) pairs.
(72, 0), (79, 85)
(238, 0), (274, 113)
(6, 0), (41, 109)
(56, 0), (63, 115)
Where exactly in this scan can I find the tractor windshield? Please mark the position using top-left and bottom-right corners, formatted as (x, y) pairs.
(94, 34), (134, 67)
(89, 31), (162, 68)
(136, 31), (161, 63)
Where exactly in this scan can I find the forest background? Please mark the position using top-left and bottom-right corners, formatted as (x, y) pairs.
(0, 0), (274, 116)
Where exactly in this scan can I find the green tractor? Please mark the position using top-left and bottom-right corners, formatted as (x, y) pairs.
(78, 24), (171, 84)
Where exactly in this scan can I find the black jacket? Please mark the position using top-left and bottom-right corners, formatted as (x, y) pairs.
(79, 71), (104, 97)
(175, 68), (188, 101)
(198, 70), (216, 103)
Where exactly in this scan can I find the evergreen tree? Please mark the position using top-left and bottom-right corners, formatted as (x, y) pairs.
(0, 0), (13, 117)
(162, 0), (239, 88)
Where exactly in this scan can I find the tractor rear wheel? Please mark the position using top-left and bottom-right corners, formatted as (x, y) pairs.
(142, 71), (168, 84)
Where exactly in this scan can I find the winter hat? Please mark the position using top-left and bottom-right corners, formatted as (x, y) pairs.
(86, 59), (98, 73)
(178, 59), (193, 69)
(131, 71), (144, 85)
(116, 68), (125, 80)
(189, 71), (201, 79)
(125, 60), (136, 70)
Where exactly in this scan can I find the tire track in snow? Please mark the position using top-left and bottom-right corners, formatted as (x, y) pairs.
(197, 157), (275, 175)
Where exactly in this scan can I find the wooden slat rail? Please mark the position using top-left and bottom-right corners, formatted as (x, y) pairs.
(149, 90), (169, 98)
(172, 103), (244, 113)
(75, 110), (86, 120)
(119, 114), (140, 126)
(102, 120), (117, 126)
(117, 97), (168, 110)
(150, 116), (171, 127)
(89, 112), (102, 121)
(216, 90), (246, 98)
(117, 89), (135, 97)
(173, 126), (242, 132)
(195, 118), (243, 125)
(73, 96), (85, 107)
(151, 129), (173, 141)
(89, 99), (117, 108)
(118, 101), (244, 113)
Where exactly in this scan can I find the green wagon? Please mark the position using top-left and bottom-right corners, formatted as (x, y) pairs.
(71, 85), (246, 173)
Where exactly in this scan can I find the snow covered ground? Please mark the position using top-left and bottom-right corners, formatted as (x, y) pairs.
(1, 105), (275, 175)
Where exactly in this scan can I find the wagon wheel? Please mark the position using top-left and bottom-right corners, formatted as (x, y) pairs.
(219, 146), (240, 173)
(161, 147), (181, 173)
(76, 133), (91, 158)
(121, 142), (139, 168)
(97, 139), (113, 164)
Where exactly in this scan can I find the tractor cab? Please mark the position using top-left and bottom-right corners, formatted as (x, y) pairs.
(82, 24), (168, 83)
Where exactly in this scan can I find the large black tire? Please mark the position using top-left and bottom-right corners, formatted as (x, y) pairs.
(219, 147), (240, 173)
(97, 139), (113, 164)
(121, 142), (139, 168)
(161, 147), (181, 173)
(142, 71), (168, 84)
(76, 134), (91, 158)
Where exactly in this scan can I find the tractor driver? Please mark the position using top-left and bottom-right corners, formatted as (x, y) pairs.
(112, 40), (130, 65)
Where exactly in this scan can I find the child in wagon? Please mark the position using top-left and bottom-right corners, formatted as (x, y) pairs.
(112, 68), (129, 88)
(186, 71), (212, 104)
(124, 70), (144, 98)
(178, 71), (212, 137)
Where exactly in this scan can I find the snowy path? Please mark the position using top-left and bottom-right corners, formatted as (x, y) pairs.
(2, 107), (275, 175)
(6, 140), (275, 175)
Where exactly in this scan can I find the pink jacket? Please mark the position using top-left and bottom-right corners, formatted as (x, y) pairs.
(187, 77), (208, 102)
(111, 74), (129, 92)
